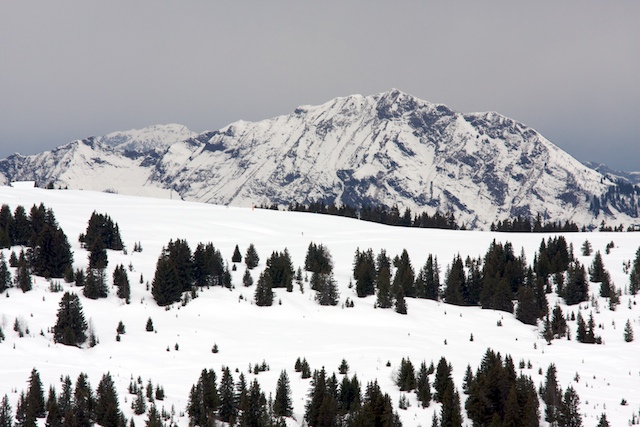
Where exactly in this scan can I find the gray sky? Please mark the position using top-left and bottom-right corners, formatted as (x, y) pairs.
(1, 2), (639, 171)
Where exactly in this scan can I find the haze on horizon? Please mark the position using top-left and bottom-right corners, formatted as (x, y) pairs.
(1, 2), (638, 171)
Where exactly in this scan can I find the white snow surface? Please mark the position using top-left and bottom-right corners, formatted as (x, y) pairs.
(0, 184), (639, 426)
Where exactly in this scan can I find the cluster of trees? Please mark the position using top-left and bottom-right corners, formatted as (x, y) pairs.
(490, 215), (580, 233)
(78, 211), (124, 251)
(305, 243), (339, 306)
(151, 239), (229, 306)
(1, 369), (132, 427)
(0, 203), (74, 280)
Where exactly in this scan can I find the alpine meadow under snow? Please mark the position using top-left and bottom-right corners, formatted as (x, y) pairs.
(1, 183), (640, 426)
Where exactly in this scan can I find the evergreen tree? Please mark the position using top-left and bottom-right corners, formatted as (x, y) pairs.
(74, 372), (95, 427)
(0, 394), (11, 427)
(166, 238), (193, 292)
(240, 379), (269, 427)
(151, 252), (181, 306)
(53, 292), (88, 347)
(146, 317), (154, 332)
(132, 388), (147, 416)
(580, 240), (592, 256)
(596, 413), (610, 427)
(83, 268), (108, 299)
(541, 363), (563, 425)
(444, 255), (465, 305)
(242, 269), (254, 287)
(515, 284), (538, 325)
(396, 358), (416, 391)
(31, 222), (73, 278)
(26, 368), (46, 419)
(266, 249), (295, 290)
(415, 361), (432, 408)
(630, 247), (640, 295)
(338, 374), (361, 415)
(113, 264), (131, 303)
(551, 305), (567, 339)
(392, 249), (415, 298)
(375, 261), (393, 309)
(624, 319), (634, 342)
(88, 235), (108, 270)
(433, 357), (453, 403)
(95, 373), (122, 427)
(254, 270), (274, 306)
(314, 272), (339, 306)
(12, 205), (31, 246)
(232, 244), (242, 263)
(79, 212), (123, 251)
(559, 385), (582, 427)
(192, 242), (224, 287)
(353, 248), (376, 298)
(563, 261), (589, 305)
(576, 312), (587, 343)
(218, 366), (237, 425)
(58, 375), (73, 416)
(439, 387), (462, 427)
(145, 404), (162, 427)
(14, 392), (27, 427)
(589, 251), (606, 283)
(0, 253), (11, 293)
(245, 243), (260, 269)
(273, 370), (293, 418)
(15, 257), (32, 292)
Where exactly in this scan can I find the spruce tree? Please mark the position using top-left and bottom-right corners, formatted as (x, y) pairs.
(0, 253), (11, 293)
(58, 375), (73, 416)
(541, 363), (563, 425)
(242, 269), (253, 287)
(559, 385), (582, 427)
(218, 366), (237, 425)
(396, 358), (416, 391)
(113, 264), (131, 303)
(444, 255), (465, 305)
(26, 368), (46, 419)
(0, 394), (11, 427)
(53, 292), (88, 347)
(392, 249), (415, 298)
(83, 268), (108, 299)
(245, 243), (260, 269)
(596, 413), (610, 427)
(589, 251), (606, 283)
(416, 361), (432, 408)
(74, 372), (95, 427)
(151, 252), (181, 306)
(624, 319), (634, 342)
(353, 248), (376, 298)
(273, 370), (293, 417)
(254, 270), (274, 306)
(95, 373), (122, 427)
(630, 247), (640, 295)
(232, 244), (242, 263)
(314, 272), (339, 306)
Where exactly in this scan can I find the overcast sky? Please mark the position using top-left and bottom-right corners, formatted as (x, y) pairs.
(1, 2), (639, 171)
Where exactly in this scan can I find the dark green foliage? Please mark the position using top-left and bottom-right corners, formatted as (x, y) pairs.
(243, 269), (254, 287)
(515, 284), (538, 326)
(415, 254), (440, 300)
(146, 404), (162, 427)
(480, 241), (524, 313)
(559, 386), (582, 427)
(232, 244), (242, 263)
(53, 292), (88, 346)
(187, 369), (219, 427)
(305, 242), (333, 275)
(630, 247), (640, 295)
(0, 253), (11, 293)
(444, 255), (465, 305)
(589, 251), (606, 283)
(0, 394), (12, 427)
(439, 386), (462, 427)
(83, 268), (108, 299)
(434, 357), (453, 404)
(74, 372), (96, 427)
(88, 235), (108, 270)
(415, 361), (432, 408)
(58, 376), (73, 416)
(338, 374), (361, 415)
(165, 238), (193, 292)
(396, 358), (416, 391)
(624, 319), (634, 342)
(244, 243), (260, 269)
(240, 379), (269, 427)
(551, 305), (567, 339)
(562, 261), (589, 305)
(193, 242), (224, 287)
(347, 380), (401, 427)
(273, 370), (293, 417)
(31, 220), (73, 279)
(375, 251), (393, 309)
(26, 368), (46, 419)
(15, 256), (32, 292)
(95, 372), (122, 427)
(145, 317), (154, 332)
(113, 264), (131, 303)
(596, 413), (610, 427)
(313, 272), (339, 306)
(218, 366), (237, 425)
(392, 249), (415, 298)
(151, 250), (181, 306)
(132, 388), (146, 415)
(12, 205), (30, 246)
(353, 248), (376, 297)
(338, 359), (349, 375)
(79, 211), (124, 251)
(305, 368), (338, 427)
(267, 249), (295, 290)
(254, 270), (274, 306)
(581, 240), (592, 256)
(541, 363), (562, 425)
(14, 392), (27, 427)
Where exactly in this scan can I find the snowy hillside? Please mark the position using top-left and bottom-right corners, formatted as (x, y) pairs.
(1, 90), (638, 230)
(1, 184), (639, 426)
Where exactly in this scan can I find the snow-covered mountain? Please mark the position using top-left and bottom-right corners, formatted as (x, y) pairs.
(1, 90), (637, 229)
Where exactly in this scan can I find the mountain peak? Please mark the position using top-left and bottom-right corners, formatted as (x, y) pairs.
(96, 124), (196, 154)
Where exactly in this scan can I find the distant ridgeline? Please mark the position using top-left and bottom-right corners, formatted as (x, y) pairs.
(258, 202), (588, 233)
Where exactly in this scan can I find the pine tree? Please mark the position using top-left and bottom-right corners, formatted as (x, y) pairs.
(596, 413), (610, 427)
(551, 305), (567, 338)
(515, 284), (539, 325)
(559, 385), (582, 427)
(273, 370), (293, 417)
(95, 373), (122, 427)
(563, 261), (589, 305)
(132, 388), (147, 416)
(541, 363), (563, 425)
(580, 240), (592, 256)
(630, 247), (640, 295)
(145, 317), (154, 332)
(145, 404), (162, 427)
(392, 249), (415, 298)
(396, 358), (416, 391)
(254, 270), (274, 306)
(26, 368), (46, 419)
(240, 379), (269, 427)
(353, 248), (376, 298)
(576, 312), (587, 343)
(88, 235), (108, 270)
(218, 366), (237, 425)
(74, 372), (95, 427)
(151, 252), (181, 306)
(434, 357), (453, 403)
(15, 257), (32, 292)
(0, 394), (11, 427)
(314, 272), (339, 306)
(53, 292), (88, 346)
(444, 255), (465, 305)
(232, 244), (242, 263)
(242, 269), (253, 287)
(589, 251), (606, 283)
(83, 268), (108, 299)
(415, 361), (432, 408)
(0, 253), (11, 293)
(245, 243), (260, 269)
(624, 319), (634, 342)
(58, 375), (73, 416)
(113, 264), (131, 303)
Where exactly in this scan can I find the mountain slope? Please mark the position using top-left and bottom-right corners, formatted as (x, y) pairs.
(1, 90), (637, 229)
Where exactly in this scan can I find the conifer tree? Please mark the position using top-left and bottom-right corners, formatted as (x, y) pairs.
(83, 268), (108, 299)
(314, 272), (339, 306)
(415, 361), (432, 408)
(245, 243), (260, 269)
(353, 248), (376, 298)
(88, 235), (108, 270)
(576, 312), (587, 343)
(254, 270), (274, 306)
(218, 366), (237, 425)
(151, 252), (181, 306)
(559, 385), (582, 427)
(240, 379), (269, 427)
(630, 247), (640, 295)
(580, 240), (592, 256)
(434, 357), (453, 404)
(273, 370), (293, 418)
(95, 372), (122, 427)
(551, 305), (567, 339)
(58, 375), (73, 416)
(15, 257), (32, 293)
(596, 413), (610, 427)
(242, 268), (253, 287)
(113, 264), (131, 303)
(0, 253), (11, 293)
(563, 261), (589, 305)
(12, 205), (31, 247)
(589, 251), (606, 283)
(375, 262), (393, 309)
(516, 284), (539, 325)
(74, 372), (95, 427)
(396, 358), (416, 391)
(624, 319), (634, 342)
(444, 255), (465, 305)
(26, 368), (46, 419)
(132, 388), (146, 416)
(392, 249), (415, 298)
(232, 244), (242, 263)
(541, 363), (563, 425)
(0, 394), (11, 427)
(53, 292), (88, 347)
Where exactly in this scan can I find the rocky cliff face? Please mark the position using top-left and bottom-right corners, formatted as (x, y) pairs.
(1, 90), (637, 229)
